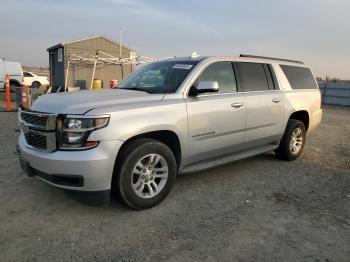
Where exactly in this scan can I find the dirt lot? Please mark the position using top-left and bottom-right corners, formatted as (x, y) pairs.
(0, 106), (349, 262)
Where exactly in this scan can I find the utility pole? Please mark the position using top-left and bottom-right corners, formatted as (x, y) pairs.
(119, 27), (124, 80)
(119, 27), (123, 60)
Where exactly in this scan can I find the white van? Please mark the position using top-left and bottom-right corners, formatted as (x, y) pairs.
(0, 60), (23, 91)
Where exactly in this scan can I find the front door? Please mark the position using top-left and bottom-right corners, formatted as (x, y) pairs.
(185, 61), (246, 164)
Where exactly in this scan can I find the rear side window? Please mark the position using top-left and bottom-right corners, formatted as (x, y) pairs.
(238, 62), (271, 92)
(197, 62), (237, 93)
(280, 65), (318, 89)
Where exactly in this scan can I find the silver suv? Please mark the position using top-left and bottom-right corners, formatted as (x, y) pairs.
(17, 54), (322, 209)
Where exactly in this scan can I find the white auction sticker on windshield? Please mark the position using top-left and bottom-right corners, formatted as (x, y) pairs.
(172, 64), (193, 69)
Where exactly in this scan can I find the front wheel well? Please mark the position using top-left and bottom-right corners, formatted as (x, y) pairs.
(9, 79), (21, 87)
(115, 130), (182, 169)
(289, 110), (309, 131)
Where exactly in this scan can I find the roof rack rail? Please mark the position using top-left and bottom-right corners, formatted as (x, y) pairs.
(239, 54), (304, 64)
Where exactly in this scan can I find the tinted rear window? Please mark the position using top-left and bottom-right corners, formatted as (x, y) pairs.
(281, 65), (318, 89)
(238, 62), (270, 92)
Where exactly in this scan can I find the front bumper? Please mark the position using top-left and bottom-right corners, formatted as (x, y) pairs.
(18, 134), (124, 192)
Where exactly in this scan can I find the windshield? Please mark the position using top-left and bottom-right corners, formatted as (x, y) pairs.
(118, 61), (199, 94)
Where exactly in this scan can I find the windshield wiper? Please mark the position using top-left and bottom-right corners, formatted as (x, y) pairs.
(119, 87), (151, 94)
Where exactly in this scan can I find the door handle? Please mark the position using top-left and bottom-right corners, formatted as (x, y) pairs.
(231, 102), (244, 108)
(272, 98), (281, 103)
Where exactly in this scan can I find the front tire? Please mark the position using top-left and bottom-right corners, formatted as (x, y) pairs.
(10, 84), (20, 92)
(275, 119), (306, 161)
(113, 138), (177, 210)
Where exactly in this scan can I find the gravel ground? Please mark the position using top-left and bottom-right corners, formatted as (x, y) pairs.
(0, 106), (349, 262)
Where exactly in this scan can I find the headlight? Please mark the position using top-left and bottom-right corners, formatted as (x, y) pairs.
(57, 115), (109, 150)
(68, 119), (82, 129)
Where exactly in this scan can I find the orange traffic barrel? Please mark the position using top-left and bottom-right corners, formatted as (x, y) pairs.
(5, 74), (11, 111)
(21, 84), (27, 108)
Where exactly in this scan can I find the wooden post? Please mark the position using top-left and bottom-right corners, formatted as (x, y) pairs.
(65, 58), (70, 91)
(90, 51), (99, 90)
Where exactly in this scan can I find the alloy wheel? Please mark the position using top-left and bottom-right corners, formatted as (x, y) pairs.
(131, 154), (168, 198)
(289, 127), (303, 154)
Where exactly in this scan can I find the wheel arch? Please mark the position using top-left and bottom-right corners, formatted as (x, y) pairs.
(32, 80), (41, 86)
(115, 130), (182, 170)
(288, 110), (310, 131)
(9, 79), (21, 87)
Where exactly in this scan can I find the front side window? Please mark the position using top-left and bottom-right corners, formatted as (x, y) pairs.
(23, 72), (32, 77)
(119, 61), (198, 94)
(280, 65), (318, 89)
(238, 62), (270, 92)
(196, 62), (237, 93)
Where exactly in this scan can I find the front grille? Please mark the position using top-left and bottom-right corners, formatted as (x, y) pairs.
(20, 112), (48, 127)
(19, 107), (57, 152)
(24, 132), (47, 150)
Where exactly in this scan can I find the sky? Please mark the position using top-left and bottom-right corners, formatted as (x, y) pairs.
(0, 0), (349, 79)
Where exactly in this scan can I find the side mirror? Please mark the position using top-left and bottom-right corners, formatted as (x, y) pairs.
(190, 81), (219, 96)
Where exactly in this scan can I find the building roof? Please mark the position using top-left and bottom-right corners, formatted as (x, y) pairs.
(47, 35), (135, 52)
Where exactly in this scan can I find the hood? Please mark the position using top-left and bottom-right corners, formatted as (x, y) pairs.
(31, 89), (164, 114)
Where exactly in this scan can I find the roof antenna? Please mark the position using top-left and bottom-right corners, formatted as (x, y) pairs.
(190, 52), (199, 59)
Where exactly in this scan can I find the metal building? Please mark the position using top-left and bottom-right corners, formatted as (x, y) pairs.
(47, 36), (136, 90)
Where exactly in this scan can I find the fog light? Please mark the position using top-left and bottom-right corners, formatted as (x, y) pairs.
(67, 132), (84, 143)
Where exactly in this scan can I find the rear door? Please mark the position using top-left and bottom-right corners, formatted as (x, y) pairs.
(236, 62), (283, 147)
(185, 61), (246, 164)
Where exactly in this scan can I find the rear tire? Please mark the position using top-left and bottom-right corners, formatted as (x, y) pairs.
(275, 119), (306, 161)
(113, 138), (177, 210)
(32, 81), (41, 88)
